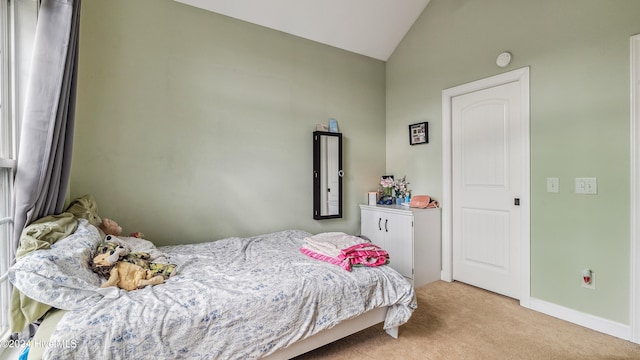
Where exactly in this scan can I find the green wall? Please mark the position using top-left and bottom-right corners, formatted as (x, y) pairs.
(72, 0), (640, 328)
(386, 0), (640, 324)
(71, 0), (386, 244)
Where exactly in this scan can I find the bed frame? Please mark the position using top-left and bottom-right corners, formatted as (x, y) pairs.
(30, 307), (397, 360)
(263, 306), (397, 359)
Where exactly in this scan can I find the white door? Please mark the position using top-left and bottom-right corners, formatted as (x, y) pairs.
(360, 208), (413, 279)
(630, 34), (640, 343)
(452, 81), (523, 299)
(361, 208), (384, 245)
(385, 213), (414, 279)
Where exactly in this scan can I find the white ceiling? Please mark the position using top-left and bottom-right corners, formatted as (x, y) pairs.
(174, 0), (431, 61)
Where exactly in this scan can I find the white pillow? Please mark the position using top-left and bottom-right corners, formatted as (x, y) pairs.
(9, 219), (118, 310)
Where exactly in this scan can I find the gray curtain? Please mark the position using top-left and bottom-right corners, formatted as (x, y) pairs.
(11, 0), (81, 258)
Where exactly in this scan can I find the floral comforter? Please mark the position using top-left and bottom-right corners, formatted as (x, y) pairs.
(10, 223), (416, 359)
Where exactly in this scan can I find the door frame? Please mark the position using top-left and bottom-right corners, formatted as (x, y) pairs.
(441, 67), (531, 307)
(630, 33), (640, 344)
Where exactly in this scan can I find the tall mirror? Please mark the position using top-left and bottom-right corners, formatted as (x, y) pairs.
(313, 131), (343, 219)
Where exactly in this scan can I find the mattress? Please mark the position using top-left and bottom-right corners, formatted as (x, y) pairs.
(10, 221), (416, 359)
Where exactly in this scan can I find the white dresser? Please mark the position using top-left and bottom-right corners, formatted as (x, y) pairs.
(359, 204), (441, 288)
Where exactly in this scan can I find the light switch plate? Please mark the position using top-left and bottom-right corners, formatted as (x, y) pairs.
(546, 177), (559, 193)
(575, 177), (597, 195)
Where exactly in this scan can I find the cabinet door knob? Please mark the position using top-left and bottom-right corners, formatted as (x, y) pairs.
(378, 217), (382, 231)
(385, 219), (388, 232)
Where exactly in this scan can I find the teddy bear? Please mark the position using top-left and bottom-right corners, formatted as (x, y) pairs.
(98, 218), (123, 236)
(91, 239), (176, 291)
(98, 217), (145, 239)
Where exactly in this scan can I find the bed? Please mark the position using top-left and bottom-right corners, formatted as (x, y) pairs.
(9, 219), (417, 359)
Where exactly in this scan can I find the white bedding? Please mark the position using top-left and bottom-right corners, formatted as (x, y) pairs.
(12, 224), (416, 359)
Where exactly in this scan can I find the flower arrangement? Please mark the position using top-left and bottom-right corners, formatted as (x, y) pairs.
(379, 176), (395, 197)
(393, 176), (410, 198)
(378, 176), (410, 198)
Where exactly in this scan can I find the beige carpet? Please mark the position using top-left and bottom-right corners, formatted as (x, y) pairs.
(294, 281), (640, 360)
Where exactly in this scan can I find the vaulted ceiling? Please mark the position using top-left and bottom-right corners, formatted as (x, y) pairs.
(174, 0), (431, 61)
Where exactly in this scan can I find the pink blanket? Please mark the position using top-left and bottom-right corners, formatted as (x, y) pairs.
(300, 232), (389, 271)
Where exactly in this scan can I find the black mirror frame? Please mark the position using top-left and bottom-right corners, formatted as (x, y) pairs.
(313, 131), (343, 220)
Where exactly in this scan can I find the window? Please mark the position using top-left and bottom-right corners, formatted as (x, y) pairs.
(0, 0), (37, 344)
(0, 0), (15, 342)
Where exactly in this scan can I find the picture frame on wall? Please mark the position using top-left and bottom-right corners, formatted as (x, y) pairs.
(409, 122), (428, 145)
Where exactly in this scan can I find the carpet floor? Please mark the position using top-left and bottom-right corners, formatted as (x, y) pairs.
(294, 280), (640, 360)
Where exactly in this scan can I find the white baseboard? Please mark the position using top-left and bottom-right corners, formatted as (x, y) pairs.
(528, 297), (631, 341)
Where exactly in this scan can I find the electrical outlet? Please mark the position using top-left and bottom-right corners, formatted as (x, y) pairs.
(581, 271), (595, 290)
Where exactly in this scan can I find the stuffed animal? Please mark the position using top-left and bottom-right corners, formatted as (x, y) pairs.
(99, 218), (122, 236)
(98, 218), (146, 239)
(91, 237), (177, 290)
(129, 231), (145, 239)
(92, 251), (165, 291)
(105, 243), (129, 264)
